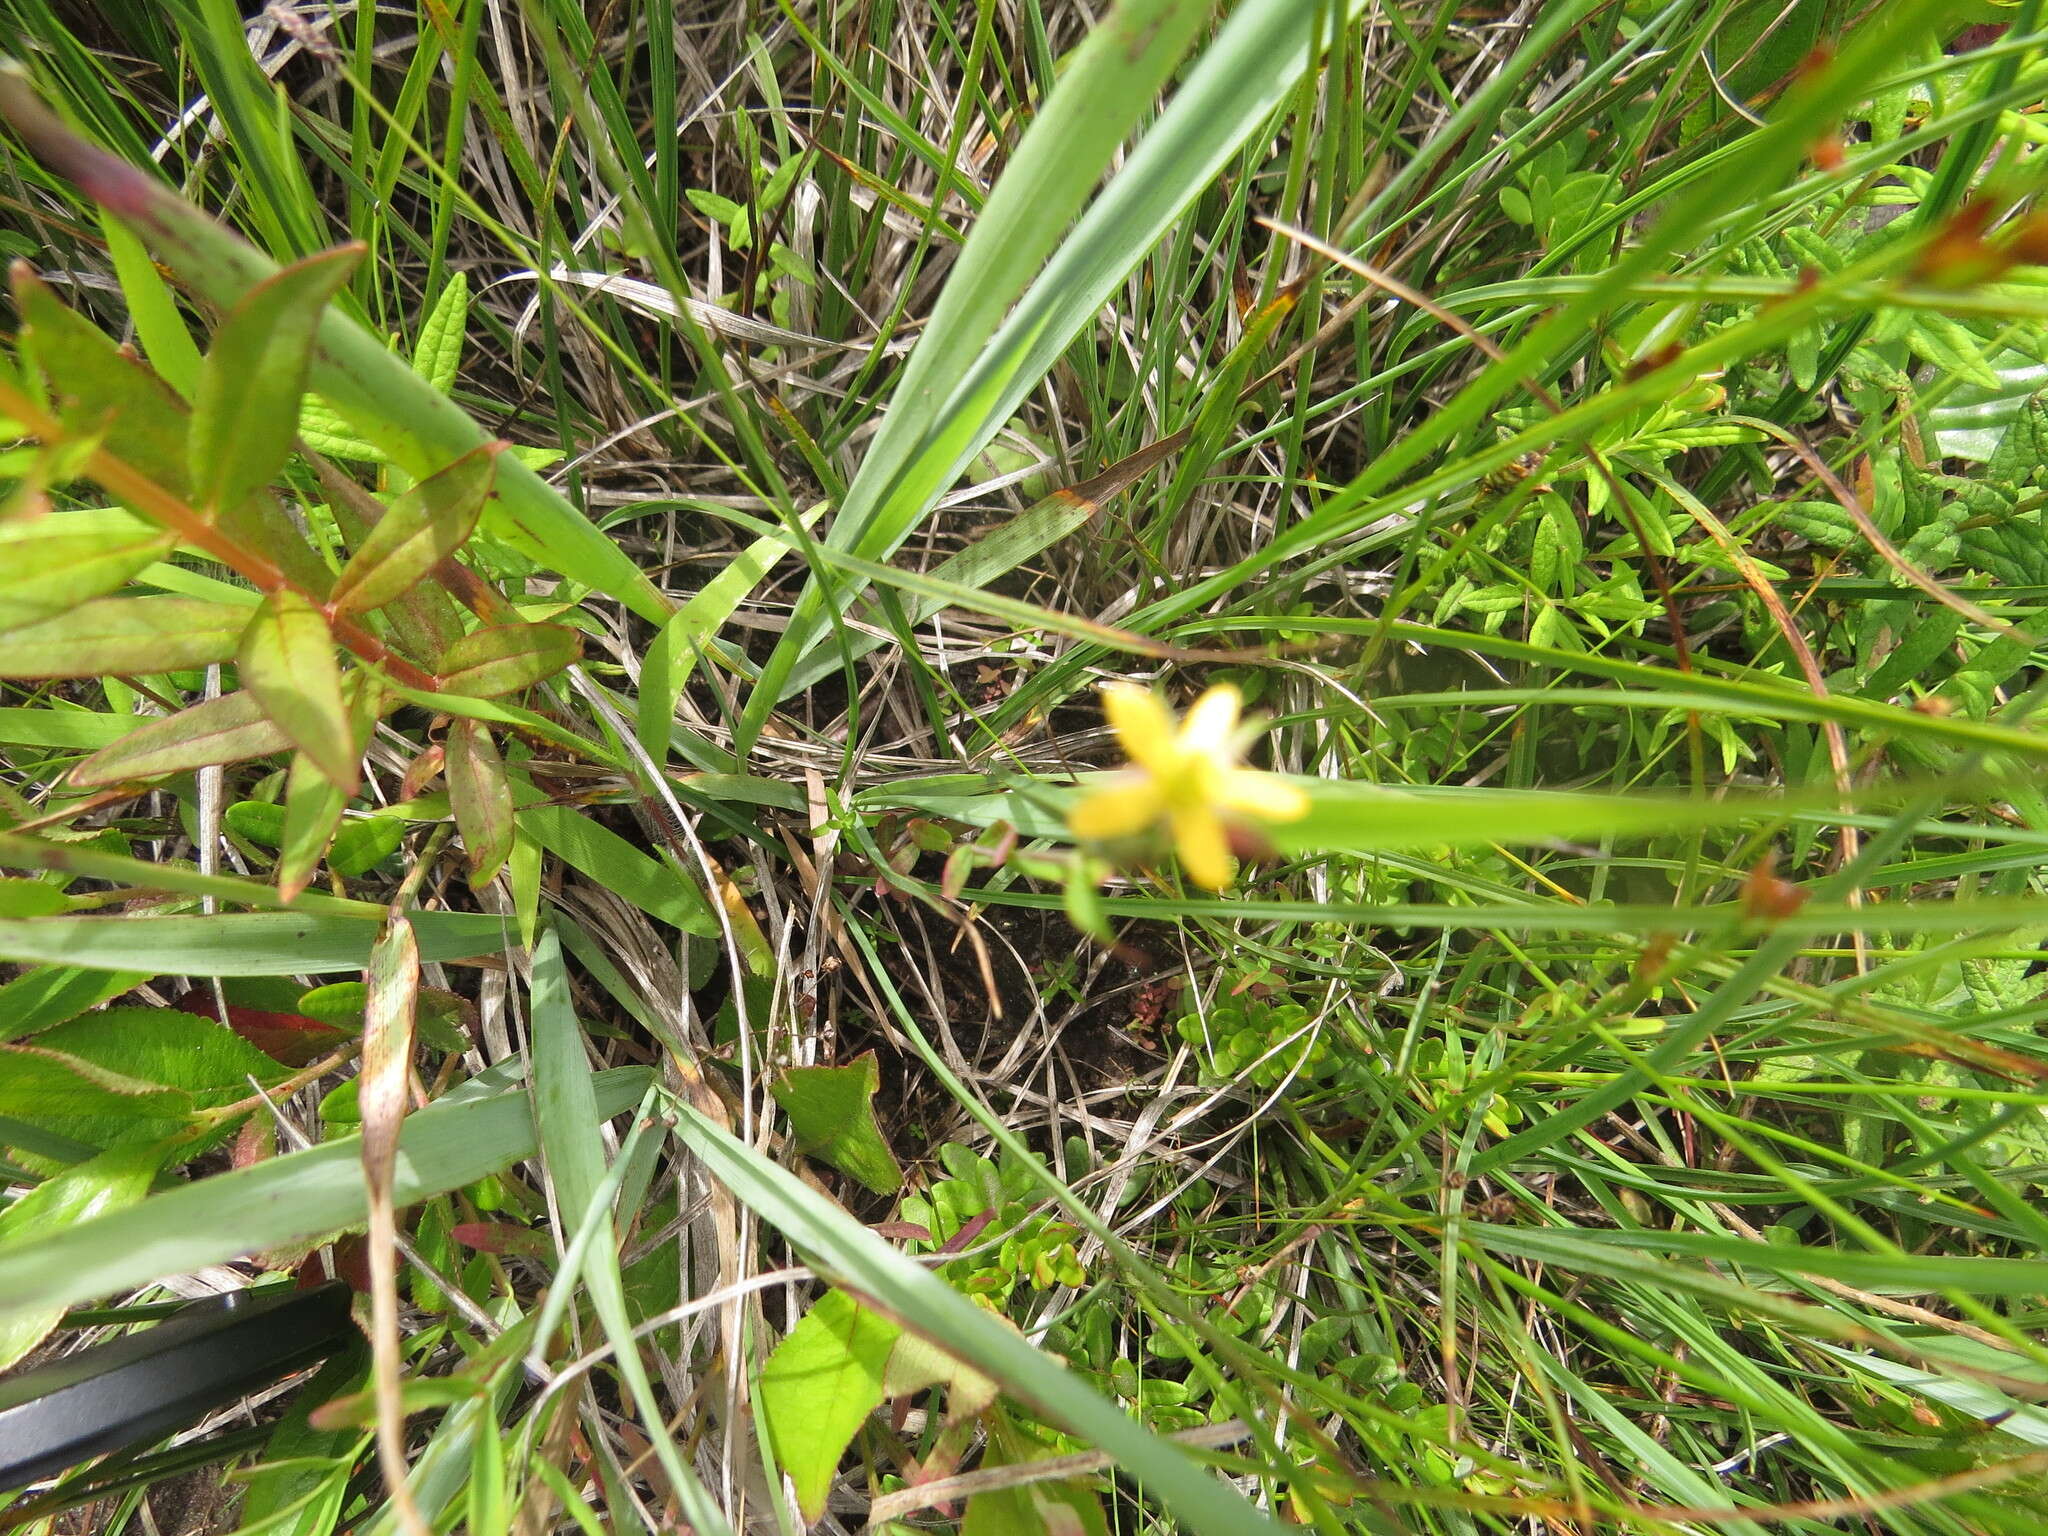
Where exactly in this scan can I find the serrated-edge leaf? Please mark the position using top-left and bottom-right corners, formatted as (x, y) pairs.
(412, 272), (469, 394)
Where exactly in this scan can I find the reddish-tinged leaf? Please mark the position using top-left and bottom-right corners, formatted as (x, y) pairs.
(436, 623), (580, 698)
(167, 988), (351, 1067)
(399, 744), (445, 801)
(239, 589), (356, 793)
(0, 596), (249, 678)
(70, 688), (290, 787)
(448, 1221), (552, 1260)
(329, 443), (500, 616)
(189, 245), (362, 517)
(445, 718), (512, 885)
(13, 264), (190, 494)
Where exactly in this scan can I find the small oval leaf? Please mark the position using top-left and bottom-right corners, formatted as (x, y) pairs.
(0, 596), (249, 678)
(436, 622), (581, 698)
(329, 443), (500, 617)
(238, 589), (356, 794)
(70, 690), (290, 787)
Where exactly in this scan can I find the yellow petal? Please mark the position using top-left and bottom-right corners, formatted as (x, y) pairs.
(1101, 685), (1177, 772)
(1069, 775), (1165, 840)
(1218, 768), (1309, 823)
(1178, 684), (1242, 758)
(1170, 806), (1233, 890)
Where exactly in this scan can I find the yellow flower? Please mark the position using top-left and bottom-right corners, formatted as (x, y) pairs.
(1068, 682), (1308, 890)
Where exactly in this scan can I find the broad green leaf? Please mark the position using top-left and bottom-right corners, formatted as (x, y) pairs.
(0, 1066), (653, 1321)
(0, 877), (68, 917)
(1927, 358), (2048, 462)
(188, 244), (362, 517)
(518, 804), (716, 936)
(225, 799), (288, 848)
(0, 518), (173, 633)
(446, 718), (513, 884)
(0, 911), (510, 976)
(0, 1005), (284, 1149)
(0, 966), (146, 1045)
(412, 271), (469, 393)
(0, 1137), (168, 1370)
(70, 688), (291, 786)
(331, 816), (404, 878)
(757, 1287), (897, 1521)
(0, 596), (247, 677)
(770, 1052), (905, 1195)
(329, 443), (499, 617)
(239, 589), (356, 792)
(435, 622), (581, 697)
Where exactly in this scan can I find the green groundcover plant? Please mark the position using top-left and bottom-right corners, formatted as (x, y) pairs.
(4, 1), (2048, 1533)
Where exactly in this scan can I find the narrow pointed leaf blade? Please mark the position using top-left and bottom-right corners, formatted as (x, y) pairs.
(0, 520), (173, 633)
(278, 752), (347, 903)
(69, 688), (291, 786)
(330, 443), (500, 617)
(446, 718), (513, 885)
(436, 623), (581, 698)
(239, 589), (356, 793)
(188, 244), (362, 516)
(0, 596), (247, 678)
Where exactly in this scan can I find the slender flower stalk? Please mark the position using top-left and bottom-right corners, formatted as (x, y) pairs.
(1068, 682), (1308, 890)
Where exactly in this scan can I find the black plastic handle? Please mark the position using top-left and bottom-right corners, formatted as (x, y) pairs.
(0, 1282), (357, 1492)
